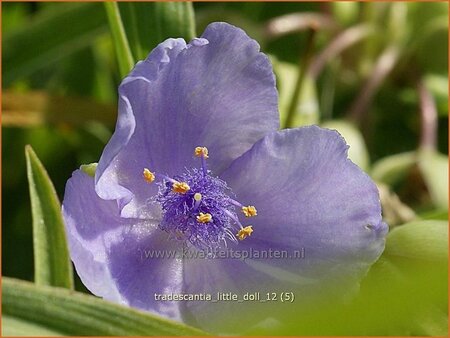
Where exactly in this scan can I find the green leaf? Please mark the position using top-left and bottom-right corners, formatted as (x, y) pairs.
(119, 2), (196, 60)
(80, 162), (98, 177)
(118, 3), (146, 61)
(104, 2), (135, 78)
(3, 3), (108, 87)
(331, 1), (359, 26)
(409, 2), (448, 74)
(419, 208), (448, 221)
(2, 315), (64, 336)
(2, 3), (28, 33)
(25, 145), (73, 289)
(351, 220), (449, 335)
(425, 74), (448, 116)
(417, 150), (449, 209)
(377, 183), (417, 226)
(272, 57), (319, 127)
(384, 220), (448, 262)
(414, 305), (449, 337)
(321, 120), (370, 171)
(151, 2), (196, 43)
(371, 151), (416, 185)
(255, 217), (448, 335)
(2, 278), (208, 336)
(372, 150), (448, 210)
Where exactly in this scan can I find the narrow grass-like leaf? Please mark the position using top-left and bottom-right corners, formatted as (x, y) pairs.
(104, 2), (135, 77)
(151, 2), (196, 43)
(2, 278), (208, 336)
(119, 2), (196, 60)
(2, 315), (64, 336)
(119, 3), (145, 60)
(3, 3), (107, 86)
(25, 146), (73, 289)
(272, 57), (319, 128)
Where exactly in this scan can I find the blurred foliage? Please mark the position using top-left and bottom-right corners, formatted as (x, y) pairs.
(3, 278), (207, 336)
(119, 1), (196, 61)
(246, 220), (448, 336)
(25, 146), (73, 289)
(2, 1), (448, 336)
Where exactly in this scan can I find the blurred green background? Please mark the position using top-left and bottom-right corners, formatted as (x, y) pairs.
(2, 1), (448, 335)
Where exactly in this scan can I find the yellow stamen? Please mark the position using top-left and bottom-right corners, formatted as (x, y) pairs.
(197, 212), (212, 223)
(194, 193), (202, 201)
(143, 168), (155, 183)
(172, 181), (190, 194)
(194, 146), (209, 159)
(237, 226), (253, 240)
(242, 205), (257, 217)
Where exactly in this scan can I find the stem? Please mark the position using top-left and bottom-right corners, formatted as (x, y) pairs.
(121, 3), (144, 60)
(104, 2), (135, 78)
(309, 24), (375, 79)
(348, 45), (400, 125)
(320, 59), (339, 120)
(359, 2), (377, 74)
(418, 80), (438, 151)
(284, 27), (317, 129)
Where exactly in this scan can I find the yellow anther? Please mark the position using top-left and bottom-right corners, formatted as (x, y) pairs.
(172, 181), (190, 194)
(194, 146), (209, 159)
(242, 205), (257, 217)
(237, 226), (253, 240)
(143, 168), (155, 183)
(197, 212), (212, 223)
(194, 193), (202, 201)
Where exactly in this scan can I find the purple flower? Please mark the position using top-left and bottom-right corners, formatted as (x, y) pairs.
(62, 22), (387, 332)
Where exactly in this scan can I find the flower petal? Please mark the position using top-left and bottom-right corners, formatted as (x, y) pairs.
(96, 22), (279, 219)
(95, 38), (187, 218)
(220, 126), (387, 288)
(180, 243), (337, 333)
(107, 223), (184, 320)
(181, 253), (285, 333)
(64, 170), (184, 319)
(62, 170), (127, 302)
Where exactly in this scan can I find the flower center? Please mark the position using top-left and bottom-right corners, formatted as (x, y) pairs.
(143, 147), (257, 251)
